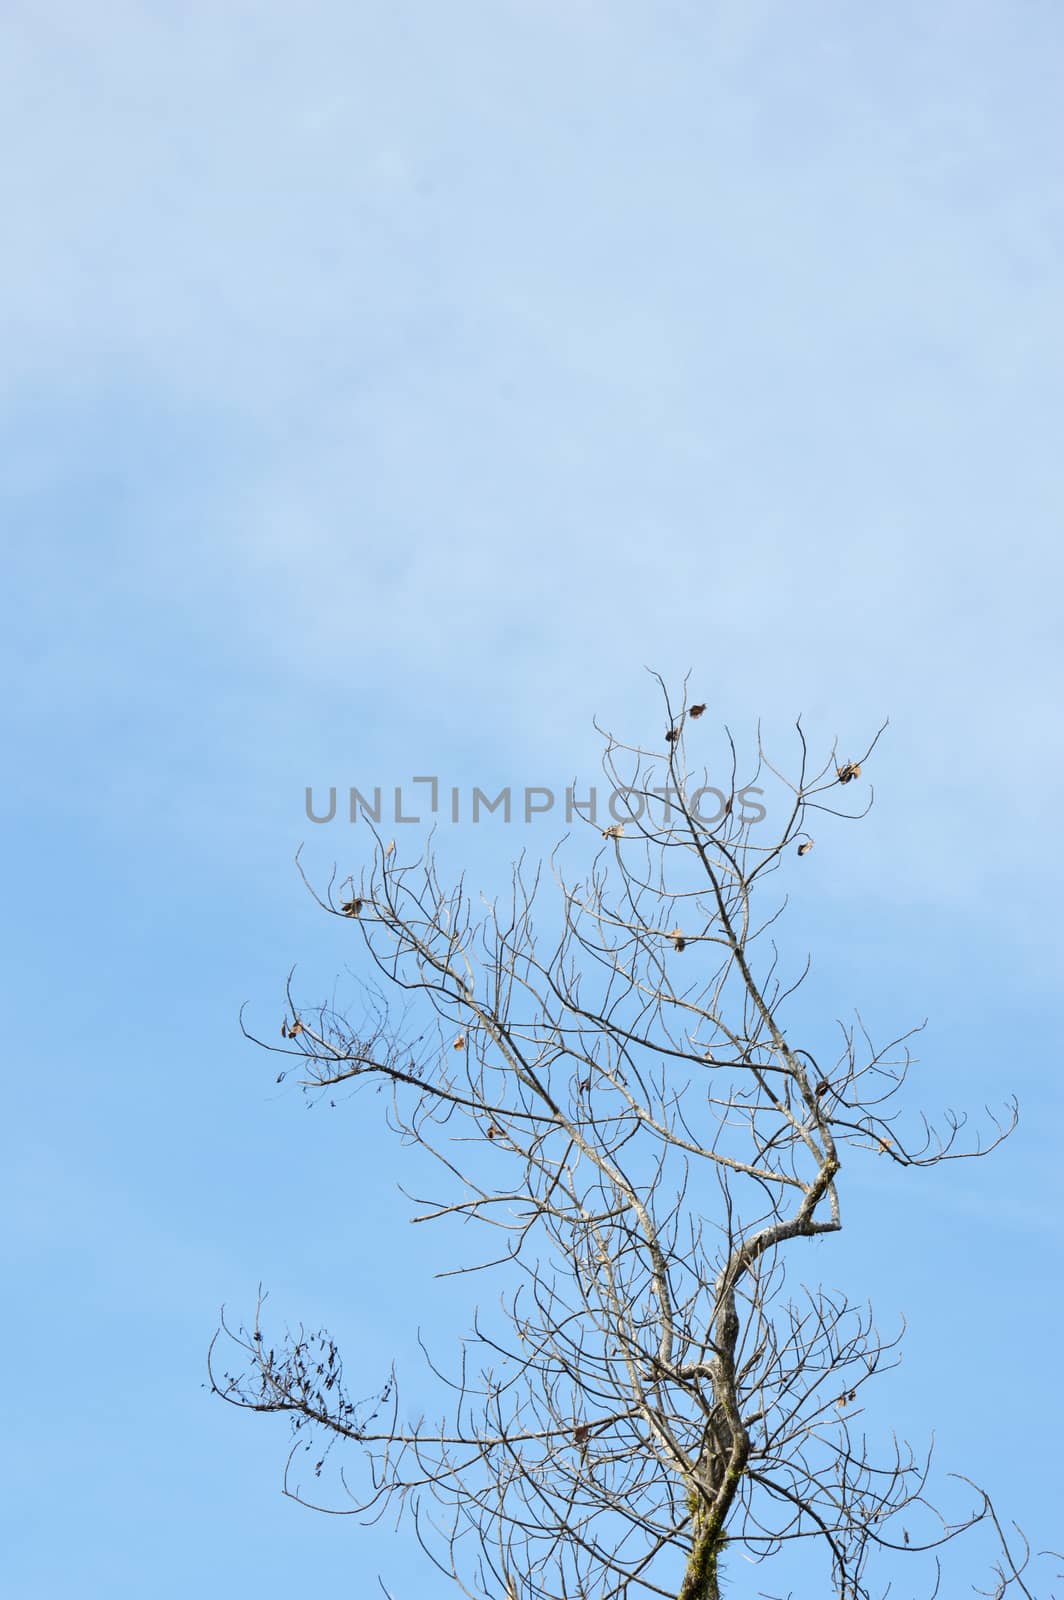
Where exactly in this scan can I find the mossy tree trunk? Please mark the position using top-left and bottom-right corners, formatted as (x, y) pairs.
(677, 1522), (724, 1600)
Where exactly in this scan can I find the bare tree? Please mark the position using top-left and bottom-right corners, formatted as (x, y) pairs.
(212, 684), (1052, 1600)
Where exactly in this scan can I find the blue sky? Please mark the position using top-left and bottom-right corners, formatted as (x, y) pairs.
(2, 2), (1062, 1595)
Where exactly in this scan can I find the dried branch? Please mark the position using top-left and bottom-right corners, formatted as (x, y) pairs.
(214, 689), (1042, 1600)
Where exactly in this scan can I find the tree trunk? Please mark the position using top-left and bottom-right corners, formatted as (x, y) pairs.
(677, 1527), (722, 1600)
